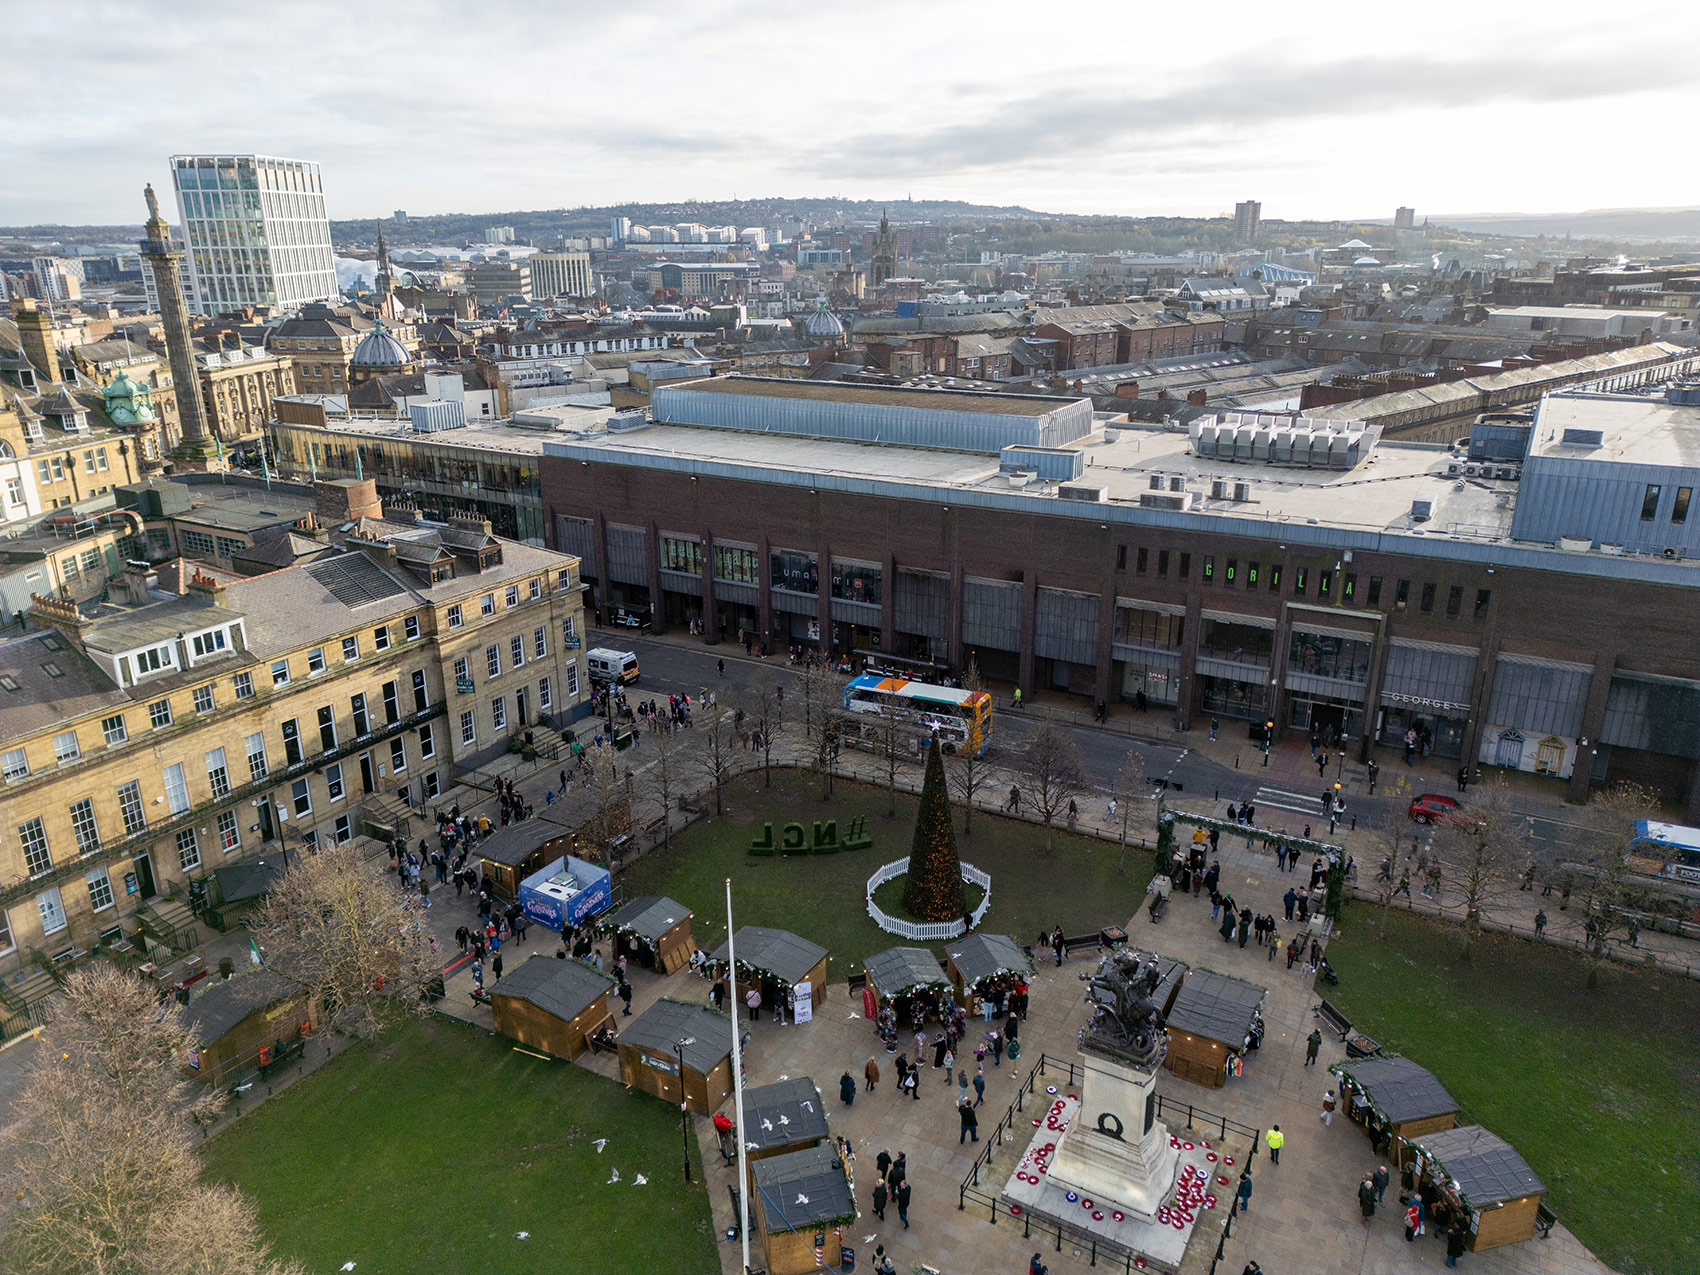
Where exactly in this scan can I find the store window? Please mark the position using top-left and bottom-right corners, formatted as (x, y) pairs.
(770, 549), (818, 594)
(830, 560), (882, 605)
(661, 536), (703, 574)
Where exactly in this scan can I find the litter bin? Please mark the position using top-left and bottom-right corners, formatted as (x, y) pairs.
(1099, 925), (1128, 949)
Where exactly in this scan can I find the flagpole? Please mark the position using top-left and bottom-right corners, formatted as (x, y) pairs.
(726, 877), (750, 1274)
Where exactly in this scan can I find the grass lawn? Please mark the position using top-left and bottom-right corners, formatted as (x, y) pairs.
(1327, 909), (1700, 1275)
(619, 769), (1155, 969)
(200, 1015), (718, 1275)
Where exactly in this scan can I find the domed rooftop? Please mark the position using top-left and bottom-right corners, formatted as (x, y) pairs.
(803, 302), (844, 339)
(102, 369), (154, 425)
(351, 321), (413, 369)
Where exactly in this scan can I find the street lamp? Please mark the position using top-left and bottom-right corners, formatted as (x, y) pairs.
(675, 1036), (697, 1183)
(1337, 740), (1348, 780)
(1263, 721), (1274, 766)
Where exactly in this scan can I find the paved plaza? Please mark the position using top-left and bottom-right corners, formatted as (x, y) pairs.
(435, 826), (1614, 1275)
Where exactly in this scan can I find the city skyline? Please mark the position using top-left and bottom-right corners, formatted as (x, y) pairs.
(3, 0), (1697, 226)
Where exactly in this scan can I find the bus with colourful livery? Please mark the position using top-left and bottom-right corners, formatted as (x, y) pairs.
(838, 673), (994, 755)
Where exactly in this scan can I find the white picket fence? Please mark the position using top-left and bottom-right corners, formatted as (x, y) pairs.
(866, 856), (993, 941)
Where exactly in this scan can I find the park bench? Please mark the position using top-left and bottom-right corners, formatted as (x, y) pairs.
(1313, 998), (1352, 1041)
(1060, 932), (1104, 958)
(1535, 1202), (1557, 1240)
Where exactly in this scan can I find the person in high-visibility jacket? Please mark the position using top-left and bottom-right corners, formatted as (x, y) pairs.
(1265, 1124), (1284, 1165)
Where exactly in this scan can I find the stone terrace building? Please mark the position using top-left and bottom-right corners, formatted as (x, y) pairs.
(0, 500), (585, 975)
(541, 372), (1700, 813)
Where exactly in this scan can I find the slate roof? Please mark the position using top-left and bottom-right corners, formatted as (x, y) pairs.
(1330, 1054), (1458, 1124)
(944, 933), (1031, 987)
(711, 926), (828, 986)
(740, 1076), (830, 1151)
(1410, 1125), (1544, 1207)
(476, 821), (568, 869)
(751, 1143), (855, 1233)
(0, 632), (127, 739)
(617, 998), (733, 1073)
(1164, 969), (1265, 1045)
(492, 953), (614, 1022)
(185, 970), (299, 1043)
(604, 895), (691, 943)
(864, 946), (949, 995)
(212, 859), (286, 904)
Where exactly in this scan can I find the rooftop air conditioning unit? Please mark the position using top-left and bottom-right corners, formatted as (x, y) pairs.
(1149, 474), (1165, 490)
(1139, 491), (1195, 512)
(1411, 499), (1434, 523)
(1463, 464), (1480, 477)
(1168, 476), (1184, 492)
(1058, 483), (1108, 503)
(1447, 462), (1463, 476)
(1210, 479), (1230, 500)
(1233, 482), (1251, 502)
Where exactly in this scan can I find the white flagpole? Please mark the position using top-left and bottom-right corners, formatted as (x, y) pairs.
(726, 877), (751, 1274)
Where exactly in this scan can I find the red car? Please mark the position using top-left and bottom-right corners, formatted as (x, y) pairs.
(1408, 793), (1460, 824)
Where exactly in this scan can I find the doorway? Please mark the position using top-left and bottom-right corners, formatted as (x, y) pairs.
(516, 687), (530, 726)
(257, 800), (277, 843)
(359, 753), (375, 795)
(131, 852), (157, 900)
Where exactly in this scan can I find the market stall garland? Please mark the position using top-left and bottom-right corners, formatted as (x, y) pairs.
(1162, 967), (1267, 1087)
(1159, 810), (1348, 919)
(1328, 1054), (1459, 1164)
(1403, 1125), (1546, 1250)
(709, 925), (830, 999)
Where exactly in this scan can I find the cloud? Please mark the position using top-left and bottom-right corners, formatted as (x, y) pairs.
(816, 54), (1697, 181)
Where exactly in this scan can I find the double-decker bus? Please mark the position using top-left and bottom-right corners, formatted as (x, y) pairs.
(1626, 820), (1700, 884)
(837, 673), (994, 755)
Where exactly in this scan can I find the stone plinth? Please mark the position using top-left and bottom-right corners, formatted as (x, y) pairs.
(1047, 1051), (1180, 1223)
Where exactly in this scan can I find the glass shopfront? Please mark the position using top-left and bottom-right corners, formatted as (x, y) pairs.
(1201, 675), (1270, 720)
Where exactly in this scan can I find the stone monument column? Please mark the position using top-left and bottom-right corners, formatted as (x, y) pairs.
(138, 184), (219, 470)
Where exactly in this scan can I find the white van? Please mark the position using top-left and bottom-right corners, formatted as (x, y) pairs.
(587, 648), (641, 685)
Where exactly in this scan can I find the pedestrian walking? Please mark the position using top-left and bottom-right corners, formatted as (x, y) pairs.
(1210, 718), (1219, 741)
(617, 980), (632, 1015)
(746, 987), (761, 1021)
(1265, 1124), (1283, 1165)
(888, 1152), (907, 1191)
(1030, 1255), (1049, 1275)
(903, 1069), (919, 1100)
(872, 1179), (887, 1220)
(1372, 1164), (1390, 1204)
(1405, 1200), (1421, 1242)
(840, 1071), (857, 1106)
(1242, 1264), (1262, 1275)
(491, 951), (503, 981)
(1051, 927), (1065, 967)
(895, 1179), (911, 1228)
(1358, 1174), (1377, 1226)
(1320, 1089), (1336, 1125)
(865, 1056), (881, 1092)
(1235, 1172), (1252, 1213)
(1276, 843), (1288, 871)
(1534, 909), (1547, 938)
(1283, 887), (1297, 921)
(973, 1066), (986, 1106)
(958, 1098), (979, 1144)
(990, 1031), (1004, 1067)
(875, 1148), (891, 1181)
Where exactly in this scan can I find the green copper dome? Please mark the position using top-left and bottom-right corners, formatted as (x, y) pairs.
(103, 369), (155, 425)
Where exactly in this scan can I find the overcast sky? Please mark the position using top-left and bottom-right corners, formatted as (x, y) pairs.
(4, 0), (1697, 227)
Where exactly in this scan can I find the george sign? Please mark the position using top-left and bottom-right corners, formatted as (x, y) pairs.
(793, 980), (813, 1024)
(1381, 691), (1471, 714)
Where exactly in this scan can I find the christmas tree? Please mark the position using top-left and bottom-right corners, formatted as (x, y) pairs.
(903, 737), (966, 921)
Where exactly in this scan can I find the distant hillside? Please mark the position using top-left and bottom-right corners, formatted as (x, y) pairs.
(1431, 207), (1700, 241)
(327, 197), (1051, 245)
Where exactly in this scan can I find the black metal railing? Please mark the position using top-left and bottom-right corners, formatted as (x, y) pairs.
(957, 1051), (1262, 1274)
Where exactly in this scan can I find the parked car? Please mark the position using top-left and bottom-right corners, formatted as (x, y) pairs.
(1408, 793), (1460, 824)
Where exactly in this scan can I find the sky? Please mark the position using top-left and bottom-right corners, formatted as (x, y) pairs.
(3, 0), (1698, 227)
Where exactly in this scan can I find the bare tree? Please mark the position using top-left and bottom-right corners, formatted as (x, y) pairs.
(246, 842), (438, 1039)
(1428, 777), (1528, 956)
(748, 675), (786, 789)
(948, 656), (993, 835)
(1107, 747), (1146, 872)
(573, 744), (633, 865)
(0, 967), (302, 1275)
(1365, 803), (1422, 940)
(1020, 716), (1088, 852)
(645, 717), (680, 852)
(1567, 782), (1660, 987)
(803, 667), (848, 800)
(877, 704), (908, 816)
(695, 698), (740, 816)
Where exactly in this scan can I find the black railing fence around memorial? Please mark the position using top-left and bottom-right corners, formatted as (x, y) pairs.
(956, 1051), (1263, 1275)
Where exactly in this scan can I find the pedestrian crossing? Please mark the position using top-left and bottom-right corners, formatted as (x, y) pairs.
(1253, 785), (1328, 817)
